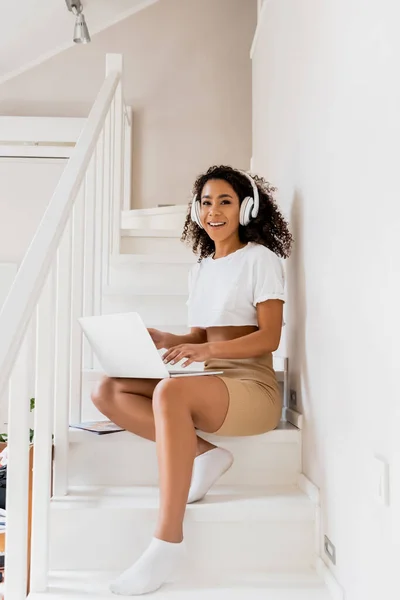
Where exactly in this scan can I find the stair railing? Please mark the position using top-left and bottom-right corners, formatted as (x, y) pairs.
(0, 53), (129, 599)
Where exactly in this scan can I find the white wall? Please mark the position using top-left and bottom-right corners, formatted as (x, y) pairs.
(0, 0), (256, 209)
(0, 158), (67, 263)
(252, 1), (400, 599)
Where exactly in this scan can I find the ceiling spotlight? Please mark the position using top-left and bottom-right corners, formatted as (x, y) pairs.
(65, 0), (91, 44)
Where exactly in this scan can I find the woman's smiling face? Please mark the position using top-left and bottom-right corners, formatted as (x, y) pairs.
(199, 179), (241, 242)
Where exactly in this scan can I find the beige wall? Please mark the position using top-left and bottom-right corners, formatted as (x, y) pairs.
(252, 1), (400, 599)
(0, 0), (256, 209)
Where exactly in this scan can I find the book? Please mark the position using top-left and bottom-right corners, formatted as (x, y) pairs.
(70, 421), (125, 435)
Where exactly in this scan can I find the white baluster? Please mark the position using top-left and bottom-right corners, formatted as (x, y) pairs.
(112, 81), (123, 254)
(94, 129), (105, 317)
(30, 269), (56, 592)
(102, 110), (112, 286)
(123, 106), (133, 211)
(4, 335), (31, 600)
(83, 153), (97, 370)
(106, 53), (123, 257)
(69, 186), (85, 424)
(53, 219), (72, 496)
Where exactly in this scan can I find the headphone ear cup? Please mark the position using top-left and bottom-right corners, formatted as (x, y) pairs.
(191, 197), (203, 229)
(240, 196), (254, 226)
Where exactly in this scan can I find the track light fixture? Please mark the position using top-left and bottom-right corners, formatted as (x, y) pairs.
(65, 0), (91, 44)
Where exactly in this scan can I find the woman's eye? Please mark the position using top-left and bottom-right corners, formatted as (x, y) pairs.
(202, 201), (211, 206)
(221, 200), (231, 205)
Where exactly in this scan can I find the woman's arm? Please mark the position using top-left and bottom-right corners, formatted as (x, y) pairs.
(209, 300), (283, 359)
(161, 300), (283, 366)
(148, 327), (206, 349)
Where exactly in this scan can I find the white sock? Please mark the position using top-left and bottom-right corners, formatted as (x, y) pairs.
(187, 447), (234, 504)
(110, 537), (185, 596)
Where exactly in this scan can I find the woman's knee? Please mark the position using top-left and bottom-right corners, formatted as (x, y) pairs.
(152, 379), (186, 415)
(91, 376), (116, 414)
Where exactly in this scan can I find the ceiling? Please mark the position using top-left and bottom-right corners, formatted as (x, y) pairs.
(0, 0), (159, 83)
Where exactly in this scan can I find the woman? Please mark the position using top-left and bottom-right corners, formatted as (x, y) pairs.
(92, 165), (293, 596)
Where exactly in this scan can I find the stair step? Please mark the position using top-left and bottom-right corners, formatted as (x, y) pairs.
(29, 570), (331, 599)
(111, 253), (196, 264)
(120, 230), (190, 255)
(49, 485), (316, 572)
(122, 228), (183, 238)
(121, 205), (188, 230)
(101, 293), (188, 325)
(68, 422), (300, 487)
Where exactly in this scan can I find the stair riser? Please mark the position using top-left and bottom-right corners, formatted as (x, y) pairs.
(109, 262), (192, 294)
(68, 432), (301, 487)
(49, 512), (315, 572)
(122, 213), (187, 230)
(101, 294), (187, 326)
(121, 236), (191, 255)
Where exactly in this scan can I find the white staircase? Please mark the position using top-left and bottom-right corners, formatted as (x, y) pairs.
(0, 57), (330, 599)
(38, 207), (329, 599)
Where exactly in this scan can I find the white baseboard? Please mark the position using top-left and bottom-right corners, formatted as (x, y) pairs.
(297, 473), (320, 505)
(316, 557), (344, 600)
(298, 475), (343, 600)
(284, 407), (303, 429)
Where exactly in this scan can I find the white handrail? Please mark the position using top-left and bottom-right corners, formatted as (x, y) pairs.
(0, 70), (120, 397)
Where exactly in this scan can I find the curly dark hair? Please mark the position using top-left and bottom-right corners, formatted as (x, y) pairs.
(181, 165), (293, 260)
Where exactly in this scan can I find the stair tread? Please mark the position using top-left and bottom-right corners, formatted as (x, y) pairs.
(69, 420), (299, 444)
(111, 252), (196, 264)
(51, 484), (314, 521)
(122, 205), (188, 216)
(28, 570), (330, 599)
(121, 228), (183, 238)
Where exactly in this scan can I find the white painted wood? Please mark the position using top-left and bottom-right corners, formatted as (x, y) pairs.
(123, 107), (133, 211)
(49, 485), (315, 572)
(4, 335), (31, 600)
(101, 292), (188, 325)
(316, 558), (344, 600)
(94, 133), (105, 317)
(0, 145), (75, 159)
(69, 188), (85, 425)
(105, 54), (125, 257)
(0, 69), (120, 395)
(111, 82), (123, 256)
(28, 570), (331, 599)
(30, 270), (56, 592)
(82, 155), (96, 370)
(0, 116), (85, 143)
(102, 112), (112, 286)
(53, 220), (73, 497)
(121, 205), (188, 230)
(120, 231), (191, 256)
(68, 424), (301, 488)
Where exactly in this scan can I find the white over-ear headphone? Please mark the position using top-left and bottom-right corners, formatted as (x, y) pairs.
(190, 170), (260, 230)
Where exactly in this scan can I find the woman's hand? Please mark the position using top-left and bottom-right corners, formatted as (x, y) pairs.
(147, 328), (171, 350)
(162, 343), (212, 368)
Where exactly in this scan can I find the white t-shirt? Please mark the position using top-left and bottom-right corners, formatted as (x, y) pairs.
(187, 242), (285, 328)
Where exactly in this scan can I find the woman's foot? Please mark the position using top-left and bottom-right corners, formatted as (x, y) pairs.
(110, 537), (185, 596)
(187, 446), (234, 504)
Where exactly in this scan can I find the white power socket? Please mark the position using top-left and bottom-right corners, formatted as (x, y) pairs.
(374, 455), (390, 506)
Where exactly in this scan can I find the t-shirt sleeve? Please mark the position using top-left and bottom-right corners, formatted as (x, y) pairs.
(186, 263), (199, 306)
(252, 249), (285, 306)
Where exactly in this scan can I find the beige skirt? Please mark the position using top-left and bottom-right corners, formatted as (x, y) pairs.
(204, 353), (282, 437)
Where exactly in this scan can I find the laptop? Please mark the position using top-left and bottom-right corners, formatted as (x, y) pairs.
(78, 312), (223, 379)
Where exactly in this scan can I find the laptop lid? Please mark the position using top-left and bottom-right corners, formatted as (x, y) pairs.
(79, 312), (170, 379)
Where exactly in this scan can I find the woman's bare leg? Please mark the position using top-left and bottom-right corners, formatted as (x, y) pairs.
(91, 377), (216, 455)
(152, 376), (230, 543)
(110, 376), (230, 595)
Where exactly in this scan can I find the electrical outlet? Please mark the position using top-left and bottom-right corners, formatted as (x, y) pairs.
(324, 535), (336, 565)
(290, 389), (297, 407)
